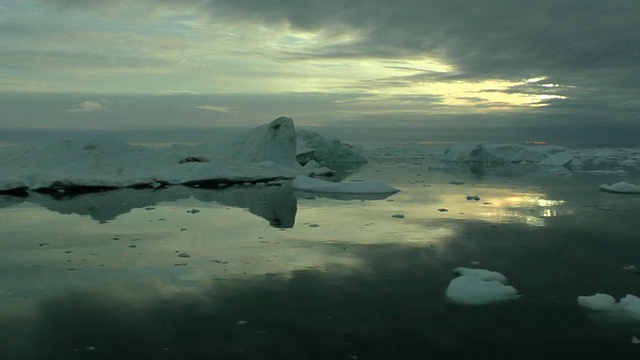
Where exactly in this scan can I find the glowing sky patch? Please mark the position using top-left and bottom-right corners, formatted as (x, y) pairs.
(0, 0), (637, 128)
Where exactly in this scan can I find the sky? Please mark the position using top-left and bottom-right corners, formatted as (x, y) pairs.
(1, 0), (639, 137)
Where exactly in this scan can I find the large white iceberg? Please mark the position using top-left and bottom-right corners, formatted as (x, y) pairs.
(446, 267), (519, 305)
(0, 117), (378, 193)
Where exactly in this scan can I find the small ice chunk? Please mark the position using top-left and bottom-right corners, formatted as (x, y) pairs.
(578, 293), (640, 320)
(446, 275), (518, 305)
(577, 294), (618, 311)
(446, 267), (518, 305)
(291, 175), (399, 194)
(236, 320), (248, 326)
(631, 337), (640, 344)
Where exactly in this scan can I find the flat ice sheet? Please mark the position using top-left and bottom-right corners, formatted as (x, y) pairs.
(291, 175), (400, 194)
(599, 181), (640, 194)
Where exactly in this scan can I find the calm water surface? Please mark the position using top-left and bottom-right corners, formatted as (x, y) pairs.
(1, 150), (640, 359)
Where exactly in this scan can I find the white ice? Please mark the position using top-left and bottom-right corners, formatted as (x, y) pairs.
(578, 293), (640, 320)
(291, 175), (400, 194)
(599, 181), (640, 194)
(446, 267), (519, 305)
(577, 293), (618, 311)
(0, 117), (379, 193)
(453, 267), (508, 283)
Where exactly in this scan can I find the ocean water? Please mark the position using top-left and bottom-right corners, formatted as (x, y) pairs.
(1, 127), (640, 359)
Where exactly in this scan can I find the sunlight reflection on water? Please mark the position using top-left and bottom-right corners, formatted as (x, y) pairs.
(0, 174), (577, 315)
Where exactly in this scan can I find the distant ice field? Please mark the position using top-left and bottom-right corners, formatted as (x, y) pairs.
(2, 120), (639, 149)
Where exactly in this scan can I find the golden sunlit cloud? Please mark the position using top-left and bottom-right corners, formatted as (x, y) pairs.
(194, 105), (234, 113)
(65, 100), (107, 113)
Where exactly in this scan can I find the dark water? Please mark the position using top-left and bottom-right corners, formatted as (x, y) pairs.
(2, 151), (640, 358)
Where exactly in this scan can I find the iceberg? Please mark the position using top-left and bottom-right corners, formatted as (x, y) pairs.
(296, 129), (368, 166)
(0, 117), (381, 194)
(446, 267), (519, 305)
(441, 143), (568, 164)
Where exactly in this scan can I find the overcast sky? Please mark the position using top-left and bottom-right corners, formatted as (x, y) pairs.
(1, 0), (638, 132)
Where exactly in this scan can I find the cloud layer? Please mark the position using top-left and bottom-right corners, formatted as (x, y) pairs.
(0, 0), (638, 127)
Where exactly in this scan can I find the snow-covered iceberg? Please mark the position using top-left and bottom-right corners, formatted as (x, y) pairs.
(0, 117), (376, 194)
(599, 181), (640, 194)
(446, 267), (519, 305)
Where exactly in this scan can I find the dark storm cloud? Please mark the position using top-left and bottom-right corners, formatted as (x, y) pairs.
(39, 0), (640, 123)
(46, 0), (640, 92)
(199, 0), (639, 80)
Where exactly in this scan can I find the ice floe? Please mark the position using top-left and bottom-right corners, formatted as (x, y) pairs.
(578, 293), (640, 320)
(291, 175), (400, 194)
(599, 181), (640, 194)
(0, 117), (376, 194)
(446, 267), (519, 305)
(369, 142), (640, 181)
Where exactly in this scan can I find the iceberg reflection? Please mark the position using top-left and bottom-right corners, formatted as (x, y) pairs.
(27, 184), (298, 228)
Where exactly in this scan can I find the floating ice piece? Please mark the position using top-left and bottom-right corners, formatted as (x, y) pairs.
(577, 293), (618, 312)
(538, 151), (573, 166)
(446, 267), (518, 305)
(291, 175), (399, 194)
(599, 181), (640, 194)
(577, 293), (640, 320)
